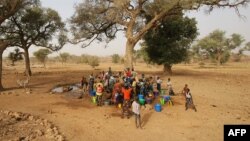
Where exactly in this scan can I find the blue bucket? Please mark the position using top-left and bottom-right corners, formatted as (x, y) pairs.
(154, 104), (161, 112)
(90, 91), (96, 96)
(138, 94), (144, 99)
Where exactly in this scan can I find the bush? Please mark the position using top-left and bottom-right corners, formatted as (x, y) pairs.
(88, 56), (99, 68)
(111, 54), (120, 64)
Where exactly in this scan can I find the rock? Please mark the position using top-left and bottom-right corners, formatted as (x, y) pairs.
(7, 91), (12, 95)
(56, 135), (64, 141)
(3, 110), (10, 115)
(45, 123), (53, 128)
(13, 112), (21, 117)
(46, 128), (53, 134)
(28, 116), (34, 121)
(35, 129), (43, 136)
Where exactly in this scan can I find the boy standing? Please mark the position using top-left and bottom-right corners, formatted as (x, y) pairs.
(132, 98), (142, 129)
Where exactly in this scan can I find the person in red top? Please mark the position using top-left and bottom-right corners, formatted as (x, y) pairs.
(112, 79), (122, 104)
(121, 84), (132, 119)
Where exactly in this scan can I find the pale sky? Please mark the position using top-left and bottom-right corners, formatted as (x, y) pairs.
(3, 0), (250, 57)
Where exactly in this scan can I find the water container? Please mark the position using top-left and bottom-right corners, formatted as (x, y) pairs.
(139, 98), (145, 105)
(138, 94), (144, 99)
(154, 104), (161, 112)
(92, 96), (97, 104)
(90, 90), (96, 96)
(160, 98), (165, 105)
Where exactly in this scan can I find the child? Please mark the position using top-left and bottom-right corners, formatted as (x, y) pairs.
(132, 98), (142, 129)
(156, 76), (162, 92)
(80, 76), (88, 93)
(96, 83), (104, 106)
(182, 84), (189, 96)
(121, 84), (132, 119)
(167, 78), (174, 95)
(185, 88), (197, 112)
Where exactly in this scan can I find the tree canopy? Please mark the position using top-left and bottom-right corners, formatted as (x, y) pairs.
(143, 12), (198, 74)
(0, 5), (66, 75)
(193, 30), (245, 65)
(33, 48), (51, 67)
(70, 0), (249, 68)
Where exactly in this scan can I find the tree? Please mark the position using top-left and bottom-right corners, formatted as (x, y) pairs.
(0, 0), (35, 90)
(33, 49), (51, 67)
(8, 47), (23, 65)
(143, 12), (198, 74)
(244, 42), (250, 51)
(133, 50), (141, 66)
(1, 5), (66, 76)
(111, 54), (120, 64)
(88, 56), (99, 69)
(194, 30), (244, 65)
(70, 0), (248, 68)
(59, 52), (70, 64)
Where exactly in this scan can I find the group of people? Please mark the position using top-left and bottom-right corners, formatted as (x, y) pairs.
(79, 67), (196, 128)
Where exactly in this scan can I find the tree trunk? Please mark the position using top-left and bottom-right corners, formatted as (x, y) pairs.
(125, 40), (135, 69)
(0, 46), (7, 91)
(163, 64), (172, 75)
(24, 48), (32, 76)
(217, 52), (221, 66)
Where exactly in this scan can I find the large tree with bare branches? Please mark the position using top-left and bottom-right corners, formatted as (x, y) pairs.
(70, 0), (249, 68)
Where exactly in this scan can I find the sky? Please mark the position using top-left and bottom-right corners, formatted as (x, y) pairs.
(3, 0), (250, 57)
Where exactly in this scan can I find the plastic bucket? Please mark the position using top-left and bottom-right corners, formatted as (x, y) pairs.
(138, 94), (144, 99)
(92, 96), (97, 104)
(90, 91), (96, 96)
(154, 104), (161, 112)
(139, 98), (145, 105)
(160, 98), (165, 105)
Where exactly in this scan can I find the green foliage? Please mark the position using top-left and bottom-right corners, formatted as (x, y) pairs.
(33, 49), (51, 67)
(111, 54), (120, 64)
(194, 30), (244, 65)
(1, 5), (65, 50)
(59, 52), (70, 64)
(245, 42), (250, 51)
(143, 12), (198, 72)
(8, 48), (23, 65)
(88, 56), (99, 68)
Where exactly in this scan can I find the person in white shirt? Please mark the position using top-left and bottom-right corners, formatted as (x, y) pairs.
(185, 88), (197, 112)
(132, 98), (142, 129)
(156, 76), (162, 92)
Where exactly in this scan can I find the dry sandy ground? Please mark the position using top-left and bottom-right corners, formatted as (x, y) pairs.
(0, 62), (250, 141)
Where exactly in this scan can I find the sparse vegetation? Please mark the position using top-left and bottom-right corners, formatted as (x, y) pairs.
(33, 49), (52, 67)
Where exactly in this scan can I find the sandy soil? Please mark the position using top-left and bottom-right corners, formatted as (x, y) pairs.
(0, 62), (250, 141)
